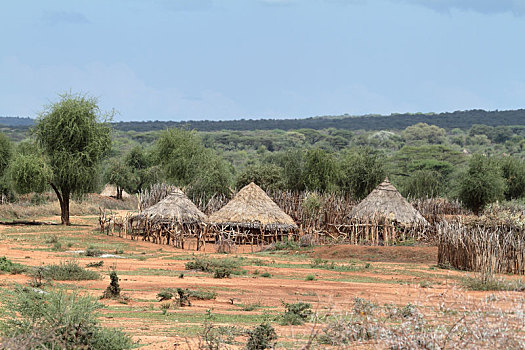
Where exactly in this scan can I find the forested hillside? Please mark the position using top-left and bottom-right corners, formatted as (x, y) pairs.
(2, 109), (525, 132)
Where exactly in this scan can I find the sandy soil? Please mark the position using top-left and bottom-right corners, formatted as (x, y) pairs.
(0, 215), (522, 349)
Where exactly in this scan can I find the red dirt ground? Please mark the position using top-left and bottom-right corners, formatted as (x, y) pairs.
(0, 214), (521, 349)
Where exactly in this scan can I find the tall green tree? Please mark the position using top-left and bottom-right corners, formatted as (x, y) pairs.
(402, 170), (444, 199)
(303, 148), (337, 192)
(458, 155), (506, 215)
(155, 128), (205, 186)
(188, 152), (233, 203)
(499, 156), (525, 200)
(33, 93), (112, 225)
(339, 147), (385, 200)
(235, 163), (283, 191)
(155, 128), (232, 202)
(104, 161), (133, 199)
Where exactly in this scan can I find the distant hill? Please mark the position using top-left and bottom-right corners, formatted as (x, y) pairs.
(2, 109), (525, 132)
(112, 109), (525, 132)
(0, 116), (34, 127)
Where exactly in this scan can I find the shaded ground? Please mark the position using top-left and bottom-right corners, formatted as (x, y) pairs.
(0, 213), (522, 349)
(310, 244), (438, 264)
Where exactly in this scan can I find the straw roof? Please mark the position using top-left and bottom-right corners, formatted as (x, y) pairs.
(349, 178), (427, 225)
(100, 184), (130, 199)
(140, 188), (207, 225)
(209, 182), (298, 231)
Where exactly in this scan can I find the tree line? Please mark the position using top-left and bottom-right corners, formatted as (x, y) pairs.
(1, 94), (525, 225)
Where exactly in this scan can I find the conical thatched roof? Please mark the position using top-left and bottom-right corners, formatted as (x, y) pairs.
(100, 184), (130, 199)
(140, 189), (207, 224)
(209, 182), (298, 231)
(349, 178), (427, 225)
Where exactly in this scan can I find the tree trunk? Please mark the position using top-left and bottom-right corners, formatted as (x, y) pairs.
(61, 191), (70, 225)
(51, 183), (70, 225)
(116, 186), (122, 200)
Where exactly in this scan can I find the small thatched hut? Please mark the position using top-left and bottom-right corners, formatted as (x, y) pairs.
(140, 189), (207, 224)
(209, 182), (298, 244)
(349, 178), (427, 226)
(130, 189), (207, 249)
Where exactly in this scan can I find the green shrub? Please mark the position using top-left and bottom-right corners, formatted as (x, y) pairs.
(102, 271), (121, 299)
(41, 261), (100, 281)
(0, 256), (26, 274)
(52, 242), (63, 251)
(260, 272), (271, 278)
(157, 288), (175, 301)
(176, 288), (191, 307)
(271, 238), (299, 251)
(85, 246), (103, 257)
(186, 256), (243, 278)
(187, 289), (217, 300)
(213, 266), (232, 279)
(86, 261), (104, 268)
(281, 302), (312, 325)
(0, 287), (132, 349)
(44, 235), (59, 244)
(246, 323), (277, 350)
(305, 274), (316, 281)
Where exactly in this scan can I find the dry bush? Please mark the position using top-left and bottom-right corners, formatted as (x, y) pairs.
(315, 291), (525, 349)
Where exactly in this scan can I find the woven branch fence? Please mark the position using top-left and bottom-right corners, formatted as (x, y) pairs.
(438, 220), (525, 275)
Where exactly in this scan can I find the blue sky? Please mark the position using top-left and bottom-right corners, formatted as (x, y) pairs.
(2, 0), (525, 121)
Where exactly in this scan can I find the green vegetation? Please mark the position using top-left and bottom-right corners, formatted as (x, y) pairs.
(185, 256), (244, 278)
(458, 155), (506, 214)
(280, 302), (312, 325)
(0, 287), (132, 349)
(0, 256), (26, 274)
(102, 271), (121, 299)
(2, 105), (525, 213)
(246, 323), (277, 350)
(39, 260), (100, 281)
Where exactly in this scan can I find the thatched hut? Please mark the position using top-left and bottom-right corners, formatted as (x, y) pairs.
(341, 178), (427, 245)
(349, 178), (427, 226)
(130, 189), (208, 249)
(208, 182), (298, 245)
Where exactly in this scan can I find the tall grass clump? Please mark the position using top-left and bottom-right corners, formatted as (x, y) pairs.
(185, 256), (244, 278)
(0, 287), (132, 349)
(40, 261), (100, 281)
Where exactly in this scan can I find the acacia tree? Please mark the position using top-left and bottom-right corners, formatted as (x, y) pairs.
(34, 94), (112, 225)
(104, 160), (133, 200)
(155, 127), (232, 202)
(458, 155), (506, 215)
(339, 147), (385, 200)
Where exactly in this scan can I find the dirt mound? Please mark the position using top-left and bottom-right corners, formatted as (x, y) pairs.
(310, 244), (438, 264)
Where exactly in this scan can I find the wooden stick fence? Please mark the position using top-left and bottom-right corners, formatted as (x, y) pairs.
(438, 220), (525, 275)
